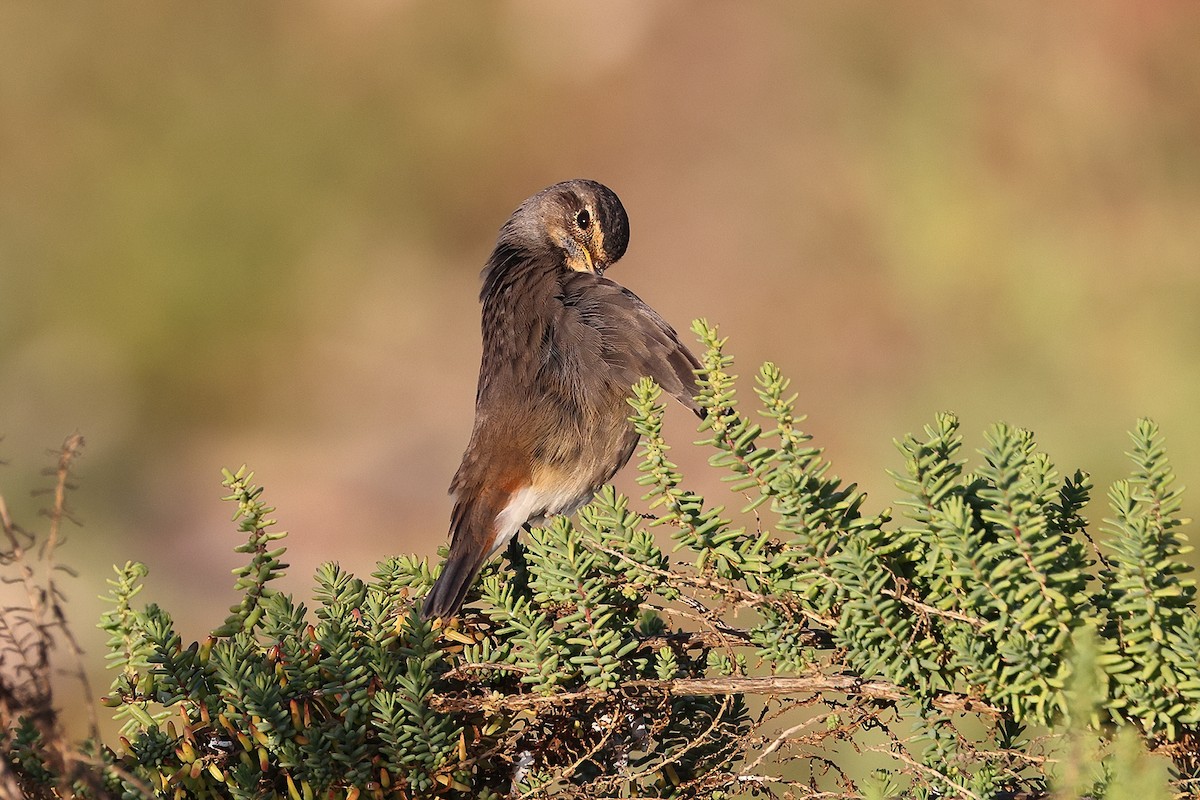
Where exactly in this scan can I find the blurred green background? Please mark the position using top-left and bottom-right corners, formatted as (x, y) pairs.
(3, 2), (1200, 737)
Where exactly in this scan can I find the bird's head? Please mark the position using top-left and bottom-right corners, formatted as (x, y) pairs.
(496, 179), (630, 279)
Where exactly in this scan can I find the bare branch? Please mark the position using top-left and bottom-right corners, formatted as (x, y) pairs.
(429, 672), (1002, 717)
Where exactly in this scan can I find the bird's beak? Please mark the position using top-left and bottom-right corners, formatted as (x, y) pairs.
(564, 240), (602, 276)
(583, 243), (611, 277)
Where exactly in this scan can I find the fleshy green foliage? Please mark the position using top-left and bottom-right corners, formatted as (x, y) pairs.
(871, 416), (1095, 719)
(96, 476), (463, 798)
(213, 466), (290, 638)
(1097, 419), (1200, 739)
(5, 324), (1200, 798)
(95, 478), (749, 798)
(90, 322), (1198, 799)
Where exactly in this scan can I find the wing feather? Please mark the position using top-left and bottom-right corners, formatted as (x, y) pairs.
(556, 274), (703, 416)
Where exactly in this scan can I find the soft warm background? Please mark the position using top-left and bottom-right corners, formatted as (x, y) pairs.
(2, 2), (1199, 736)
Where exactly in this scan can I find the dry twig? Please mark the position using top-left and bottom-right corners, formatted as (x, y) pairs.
(430, 672), (1002, 717)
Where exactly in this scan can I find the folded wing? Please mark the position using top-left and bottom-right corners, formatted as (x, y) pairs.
(554, 274), (704, 416)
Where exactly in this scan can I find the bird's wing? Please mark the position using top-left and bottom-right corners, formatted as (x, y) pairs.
(557, 275), (704, 416)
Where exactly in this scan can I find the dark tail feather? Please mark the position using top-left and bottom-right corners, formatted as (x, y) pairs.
(421, 490), (507, 620)
(421, 547), (488, 620)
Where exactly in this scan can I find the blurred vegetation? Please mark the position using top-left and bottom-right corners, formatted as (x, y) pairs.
(2, 0), (1200, 749)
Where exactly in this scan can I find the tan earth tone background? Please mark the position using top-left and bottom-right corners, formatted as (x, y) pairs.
(2, 2), (1199, 737)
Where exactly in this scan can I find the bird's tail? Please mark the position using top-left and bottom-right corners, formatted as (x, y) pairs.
(420, 492), (502, 620)
(421, 549), (489, 621)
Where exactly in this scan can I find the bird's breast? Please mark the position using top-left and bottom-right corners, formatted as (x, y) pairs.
(471, 266), (638, 483)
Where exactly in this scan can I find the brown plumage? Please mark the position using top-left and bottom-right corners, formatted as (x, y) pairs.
(421, 180), (702, 620)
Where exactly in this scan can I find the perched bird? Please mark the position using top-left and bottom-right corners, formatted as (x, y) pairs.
(421, 179), (703, 620)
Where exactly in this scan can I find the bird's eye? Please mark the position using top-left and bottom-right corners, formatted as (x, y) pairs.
(575, 208), (592, 230)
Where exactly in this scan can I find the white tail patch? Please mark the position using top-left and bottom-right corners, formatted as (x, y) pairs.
(487, 481), (594, 558)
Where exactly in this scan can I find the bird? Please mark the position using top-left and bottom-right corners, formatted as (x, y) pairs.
(421, 179), (704, 621)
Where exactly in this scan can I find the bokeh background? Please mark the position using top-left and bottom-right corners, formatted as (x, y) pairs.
(2, 2), (1200, 738)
